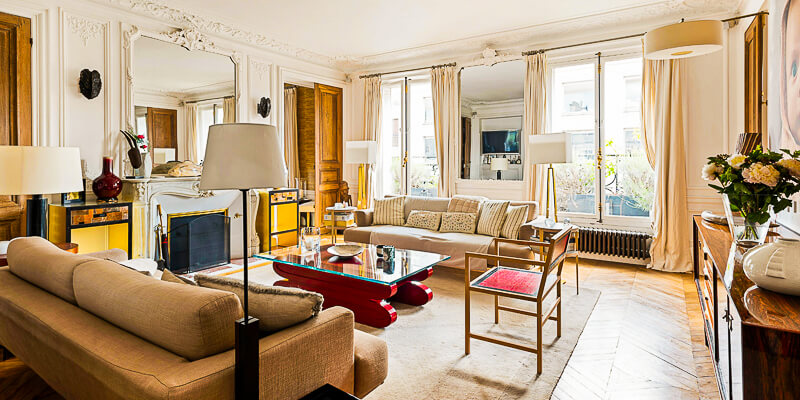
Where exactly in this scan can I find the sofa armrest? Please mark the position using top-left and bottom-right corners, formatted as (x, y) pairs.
(257, 306), (357, 399)
(84, 248), (128, 262)
(353, 330), (388, 398)
(355, 209), (374, 227)
(519, 219), (538, 241)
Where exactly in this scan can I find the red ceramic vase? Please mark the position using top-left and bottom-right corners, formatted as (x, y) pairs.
(92, 157), (122, 201)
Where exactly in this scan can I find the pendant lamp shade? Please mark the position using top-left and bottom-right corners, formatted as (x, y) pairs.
(644, 20), (723, 60)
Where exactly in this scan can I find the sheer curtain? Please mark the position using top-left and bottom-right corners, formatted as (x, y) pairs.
(184, 103), (198, 163)
(363, 76), (382, 206)
(430, 65), (459, 197)
(223, 96), (236, 123)
(524, 52), (548, 203)
(642, 58), (691, 273)
(283, 87), (300, 187)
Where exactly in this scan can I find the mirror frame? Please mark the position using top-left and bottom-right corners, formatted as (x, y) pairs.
(121, 24), (241, 166)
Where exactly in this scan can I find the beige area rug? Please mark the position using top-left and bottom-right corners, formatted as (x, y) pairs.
(245, 265), (599, 400)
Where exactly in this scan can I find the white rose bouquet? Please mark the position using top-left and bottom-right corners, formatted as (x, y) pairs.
(703, 146), (800, 237)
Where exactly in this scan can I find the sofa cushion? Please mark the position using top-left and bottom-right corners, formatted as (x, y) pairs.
(8, 236), (97, 304)
(405, 210), (442, 231)
(72, 260), (242, 361)
(374, 197), (404, 226)
(439, 212), (478, 234)
(403, 195), (450, 220)
(343, 225), (375, 243)
(477, 200), (509, 237)
(161, 268), (197, 285)
(447, 197), (481, 214)
(195, 274), (323, 333)
(500, 205), (529, 239)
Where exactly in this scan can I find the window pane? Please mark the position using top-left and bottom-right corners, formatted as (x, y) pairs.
(408, 78), (438, 197)
(197, 105), (215, 162)
(603, 57), (653, 217)
(380, 82), (403, 195)
(550, 63), (596, 215)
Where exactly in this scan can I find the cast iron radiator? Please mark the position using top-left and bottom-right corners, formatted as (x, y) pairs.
(577, 227), (650, 260)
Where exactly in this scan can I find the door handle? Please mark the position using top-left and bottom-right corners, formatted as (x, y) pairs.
(401, 152), (408, 168)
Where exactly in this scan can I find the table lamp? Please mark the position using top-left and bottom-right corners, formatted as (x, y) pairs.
(490, 157), (509, 180)
(528, 133), (573, 222)
(0, 146), (83, 237)
(199, 123), (287, 400)
(344, 140), (377, 209)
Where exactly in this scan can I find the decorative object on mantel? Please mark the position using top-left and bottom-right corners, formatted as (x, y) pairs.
(151, 161), (182, 175)
(703, 146), (800, 245)
(92, 156), (123, 202)
(78, 69), (102, 99)
(700, 210), (726, 225)
(742, 238), (800, 296)
(120, 130), (151, 178)
(257, 97), (271, 118)
(167, 161), (202, 177)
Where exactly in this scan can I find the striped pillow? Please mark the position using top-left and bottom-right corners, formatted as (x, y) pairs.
(476, 200), (509, 237)
(373, 197), (405, 226)
(500, 205), (529, 239)
(405, 210), (442, 231)
(447, 197), (481, 214)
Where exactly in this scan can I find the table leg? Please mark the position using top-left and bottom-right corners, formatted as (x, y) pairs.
(392, 281), (432, 306)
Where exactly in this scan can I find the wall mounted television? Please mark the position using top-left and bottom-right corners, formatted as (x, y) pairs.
(482, 130), (520, 154)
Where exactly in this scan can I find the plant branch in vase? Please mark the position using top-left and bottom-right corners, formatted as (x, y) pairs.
(703, 146), (800, 245)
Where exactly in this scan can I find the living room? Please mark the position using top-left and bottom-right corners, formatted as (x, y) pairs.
(1, 0), (798, 399)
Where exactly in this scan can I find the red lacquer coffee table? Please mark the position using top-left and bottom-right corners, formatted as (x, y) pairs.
(256, 244), (449, 328)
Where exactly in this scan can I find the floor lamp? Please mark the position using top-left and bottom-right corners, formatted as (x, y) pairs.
(199, 123), (288, 400)
(344, 141), (377, 209)
(528, 133), (573, 223)
(0, 146), (84, 237)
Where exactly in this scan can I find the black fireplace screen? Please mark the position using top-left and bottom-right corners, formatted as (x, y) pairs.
(167, 212), (230, 273)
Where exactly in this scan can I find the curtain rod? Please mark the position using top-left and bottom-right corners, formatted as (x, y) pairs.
(184, 95), (234, 104)
(521, 11), (768, 56)
(359, 62), (457, 79)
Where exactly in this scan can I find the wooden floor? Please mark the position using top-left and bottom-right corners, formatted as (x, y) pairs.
(0, 258), (718, 400)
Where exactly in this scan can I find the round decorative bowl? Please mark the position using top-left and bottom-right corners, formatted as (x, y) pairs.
(742, 238), (800, 296)
(328, 245), (363, 258)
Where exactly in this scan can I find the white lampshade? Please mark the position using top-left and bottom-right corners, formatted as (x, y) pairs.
(490, 157), (509, 171)
(644, 20), (723, 60)
(344, 141), (377, 164)
(199, 123), (288, 190)
(0, 146), (83, 195)
(529, 133), (573, 165)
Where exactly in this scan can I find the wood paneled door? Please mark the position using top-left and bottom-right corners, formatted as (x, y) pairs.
(744, 13), (766, 143)
(314, 83), (343, 227)
(0, 11), (32, 240)
(146, 107), (178, 160)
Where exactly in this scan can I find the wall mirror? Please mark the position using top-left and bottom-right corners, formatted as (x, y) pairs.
(460, 60), (525, 181)
(127, 30), (237, 173)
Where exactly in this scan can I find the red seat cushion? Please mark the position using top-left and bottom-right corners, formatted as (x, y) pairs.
(473, 267), (542, 296)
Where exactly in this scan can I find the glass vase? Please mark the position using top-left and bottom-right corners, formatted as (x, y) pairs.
(722, 194), (774, 247)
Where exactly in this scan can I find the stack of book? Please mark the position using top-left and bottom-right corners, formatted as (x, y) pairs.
(324, 212), (355, 228)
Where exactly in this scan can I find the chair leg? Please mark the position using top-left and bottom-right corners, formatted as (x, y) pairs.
(575, 256), (580, 295)
(536, 313), (543, 375)
(557, 279), (562, 338)
(494, 295), (499, 324)
(465, 291), (471, 355)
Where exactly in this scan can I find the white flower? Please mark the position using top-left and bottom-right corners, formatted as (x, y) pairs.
(727, 154), (747, 169)
(742, 163), (780, 187)
(702, 163), (723, 181)
(778, 158), (800, 179)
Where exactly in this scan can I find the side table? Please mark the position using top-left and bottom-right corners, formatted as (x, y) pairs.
(325, 206), (356, 243)
(0, 242), (78, 267)
(529, 217), (580, 294)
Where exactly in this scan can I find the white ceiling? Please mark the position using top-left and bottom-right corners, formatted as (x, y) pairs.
(160, 0), (740, 61)
(134, 36), (235, 95)
(461, 60), (525, 102)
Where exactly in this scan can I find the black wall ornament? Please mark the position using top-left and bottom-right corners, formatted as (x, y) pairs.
(257, 97), (271, 118)
(79, 69), (102, 100)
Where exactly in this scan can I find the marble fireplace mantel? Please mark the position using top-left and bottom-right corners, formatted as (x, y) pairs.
(120, 176), (260, 260)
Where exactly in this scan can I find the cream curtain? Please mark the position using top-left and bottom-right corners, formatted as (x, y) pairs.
(524, 52), (548, 204)
(184, 103), (198, 163)
(363, 76), (382, 207)
(223, 96), (236, 123)
(283, 87), (300, 187)
(642, 58), (691, 273)
(430, 65), (459, 197)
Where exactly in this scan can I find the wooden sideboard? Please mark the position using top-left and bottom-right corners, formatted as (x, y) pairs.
(692, 215), (800, 400)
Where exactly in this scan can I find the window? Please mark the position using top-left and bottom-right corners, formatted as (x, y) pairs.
(548, 56), (654, 222)
(196, 102), (224, 163)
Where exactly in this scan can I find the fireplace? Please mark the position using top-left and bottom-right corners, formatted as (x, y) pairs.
(166, 209), (230, 273)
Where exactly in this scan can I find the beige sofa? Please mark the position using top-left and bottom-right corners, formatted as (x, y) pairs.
(0, 237), (387, 399)
(344, 195), (539, 269)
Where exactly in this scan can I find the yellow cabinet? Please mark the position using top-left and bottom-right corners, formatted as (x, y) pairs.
(48, 202), (132, 256)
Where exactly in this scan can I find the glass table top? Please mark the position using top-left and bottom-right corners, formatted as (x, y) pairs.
(255, 243), (450, 285)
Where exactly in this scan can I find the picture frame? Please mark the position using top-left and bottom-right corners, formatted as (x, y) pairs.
(62, 180), (86, 205)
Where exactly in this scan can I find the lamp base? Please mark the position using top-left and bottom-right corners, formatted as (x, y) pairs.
(235, 316), (260, 400)
(26, 195), (48, 238)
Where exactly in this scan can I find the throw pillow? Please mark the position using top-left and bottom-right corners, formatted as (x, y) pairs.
(439, 212), (478, 234)
(447, 197), (481, 215)
(195, 274), (323, 333)
(477, 200), (510, 237)
(405, 210), (442, 231)
(374, 196), (405, 226)
(161, 268), (196, 285)
(500, 205), (529, 239)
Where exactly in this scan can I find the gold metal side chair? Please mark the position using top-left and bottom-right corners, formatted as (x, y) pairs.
(464, 227), (572, 374)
